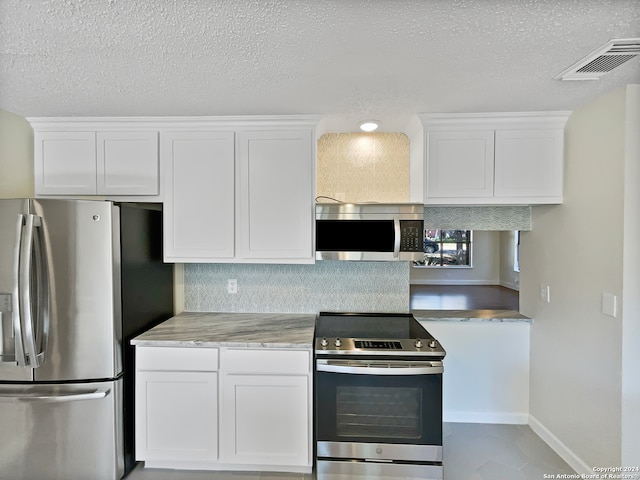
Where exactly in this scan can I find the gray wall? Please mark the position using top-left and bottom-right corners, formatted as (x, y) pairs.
(521, 85), (640, 471)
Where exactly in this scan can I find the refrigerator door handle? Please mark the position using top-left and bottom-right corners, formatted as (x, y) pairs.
(16, 214), (50, 368)
(0, 386), (111, 404)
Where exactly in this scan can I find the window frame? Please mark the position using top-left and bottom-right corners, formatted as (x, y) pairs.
(413, 229), (473, 268)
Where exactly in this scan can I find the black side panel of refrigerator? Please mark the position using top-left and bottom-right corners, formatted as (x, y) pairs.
(119, 204), (174, 477)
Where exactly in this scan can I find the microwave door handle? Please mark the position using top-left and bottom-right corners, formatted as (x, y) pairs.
(393, 218), (400, 258)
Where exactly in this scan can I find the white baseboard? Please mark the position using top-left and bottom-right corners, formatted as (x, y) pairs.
(499, 280), (520, 291)
(444, 411), (528, 424)
(528, 414), (591, 475)
(410, 279), (497, 286)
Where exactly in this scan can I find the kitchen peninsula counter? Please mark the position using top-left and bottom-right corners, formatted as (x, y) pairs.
(131, 311), (316, 348)
(413, 309), (532, 323)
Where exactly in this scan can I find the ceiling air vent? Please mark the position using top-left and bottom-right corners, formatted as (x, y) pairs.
(555, 38), (640, 81)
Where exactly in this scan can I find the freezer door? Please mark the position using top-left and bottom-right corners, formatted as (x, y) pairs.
(30, 199), (122, 381)
(0, 379), (124, 480)
(0, 199), (33, 382)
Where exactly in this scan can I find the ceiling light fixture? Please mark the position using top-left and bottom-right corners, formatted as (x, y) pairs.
(359, 120), (380, 132)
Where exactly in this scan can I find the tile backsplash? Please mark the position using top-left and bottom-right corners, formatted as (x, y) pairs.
(424, 206), (532, 231)
(184, 261), (410, 314)
(317, 132), (409, 203)
(182, 206), (531, 314)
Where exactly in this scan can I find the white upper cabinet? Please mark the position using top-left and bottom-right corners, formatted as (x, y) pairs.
(29, 115), (319, 264)
(426, 130), (495, 199)
(162, 131), (236, 262)
(238, 130), (314, 261)
(97, 131), (159, 195)
(30, 120), (160, 196)
(34, 131), (97, 195)
(162, 116), (320, 264)
(420, 112), (570, 205)
(493, 128), (564, 199)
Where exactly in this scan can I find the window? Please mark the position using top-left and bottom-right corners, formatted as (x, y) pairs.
(413, 230), (472, 267)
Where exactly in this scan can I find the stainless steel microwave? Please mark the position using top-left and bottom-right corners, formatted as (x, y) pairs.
(315, 203), (424, 261)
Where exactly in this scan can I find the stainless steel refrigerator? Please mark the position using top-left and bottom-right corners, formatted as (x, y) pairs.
(0, 199), (174, 480)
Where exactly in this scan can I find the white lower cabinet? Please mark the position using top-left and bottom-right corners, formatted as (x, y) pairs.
(220, 374), (310, 466)
(134, 345), (312, 473)
(135, 347), (219, 465)
(135, 370), (218, 463)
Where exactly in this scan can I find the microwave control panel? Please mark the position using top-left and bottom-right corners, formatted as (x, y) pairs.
(399, 220), (423, 252)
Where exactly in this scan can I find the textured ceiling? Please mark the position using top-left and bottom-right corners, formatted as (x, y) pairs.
(1, 0), (639, 130)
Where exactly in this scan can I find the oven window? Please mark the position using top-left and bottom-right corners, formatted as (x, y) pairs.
(336, 386), (422, 439)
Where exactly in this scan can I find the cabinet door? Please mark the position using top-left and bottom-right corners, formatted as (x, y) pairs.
(238, 130), (314, 262)
(494, 129), (563, 199)
(135, 370), (218, 462)
(426, 130), (495, 199)
(97, 131), (159, 195)
(163, 131), (235, 261)
(221, 374), (310, 467)
(34, 131), (97, 195)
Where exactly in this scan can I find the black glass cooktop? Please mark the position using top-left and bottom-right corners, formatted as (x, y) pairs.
(315, 312), (432, 340)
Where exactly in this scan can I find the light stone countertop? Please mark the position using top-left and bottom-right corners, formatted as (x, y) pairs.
(413, 309), (532, 323)
(131, 312), (316, 348)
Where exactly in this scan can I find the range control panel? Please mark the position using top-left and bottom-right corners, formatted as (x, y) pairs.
(399, 220), (423, 252)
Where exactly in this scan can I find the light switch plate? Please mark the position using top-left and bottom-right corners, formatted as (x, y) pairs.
(602, 293), (617, 317)
(539, 284), (550, 303)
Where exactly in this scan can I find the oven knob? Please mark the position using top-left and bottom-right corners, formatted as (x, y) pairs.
(335, 337), (342, 347)
(414, 338), (423, 348)
(320, 337), (328, 347)
(429, 340), (438, 349)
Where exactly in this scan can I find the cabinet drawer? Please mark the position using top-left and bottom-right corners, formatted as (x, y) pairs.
(136, 346), (219, 371)
(223, 349), (310, 375)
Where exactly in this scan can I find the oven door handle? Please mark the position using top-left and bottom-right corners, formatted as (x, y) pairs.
(316, 360), (443, 375)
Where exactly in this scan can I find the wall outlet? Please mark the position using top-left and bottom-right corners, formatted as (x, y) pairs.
(227, 279), (238, 294)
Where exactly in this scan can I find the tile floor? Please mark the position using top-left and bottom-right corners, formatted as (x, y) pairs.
(442, 422), (576, 480)
(127, 422), (576, 480)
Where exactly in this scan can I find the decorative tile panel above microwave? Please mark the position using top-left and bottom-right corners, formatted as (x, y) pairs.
(317, 132), (409, 203)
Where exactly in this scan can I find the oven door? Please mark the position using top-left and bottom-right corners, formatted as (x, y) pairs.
(315, 359), (443, 463)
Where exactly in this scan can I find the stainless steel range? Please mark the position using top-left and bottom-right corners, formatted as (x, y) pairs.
(314, 312), (446, 480)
